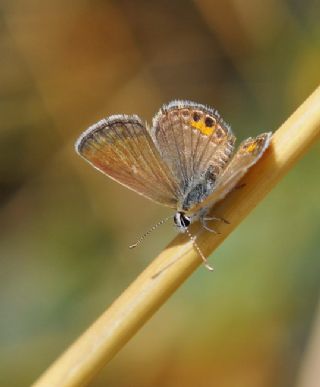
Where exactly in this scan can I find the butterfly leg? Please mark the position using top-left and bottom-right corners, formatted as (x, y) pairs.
(185, 228), (214, 271)
(234, 183), (246, 190)
(201, 219), (220, 234)
(203, 215), (230, 224)
(199, 208), (230, 232)
(199, 214), (219, 234)
(229, 182), (246, 194)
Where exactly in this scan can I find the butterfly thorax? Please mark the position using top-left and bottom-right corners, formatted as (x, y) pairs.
(178, 164), (218, 213)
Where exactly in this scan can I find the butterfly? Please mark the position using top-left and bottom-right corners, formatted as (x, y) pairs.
(75, 100), (271, 270)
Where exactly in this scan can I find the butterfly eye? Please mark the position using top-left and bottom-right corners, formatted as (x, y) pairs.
(193, 112), (201, 122)
(205, 116), (214, 127)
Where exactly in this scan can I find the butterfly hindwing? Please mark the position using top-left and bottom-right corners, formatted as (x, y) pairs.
(150, 101), (237, 212)
(188, 132), (272, 213)
(151, 101), (236, 195)
(76, 115), (180, 208)
(218, 132), (272, 186)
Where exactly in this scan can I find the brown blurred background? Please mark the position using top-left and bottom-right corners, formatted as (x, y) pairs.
(1, 1), (320, 386)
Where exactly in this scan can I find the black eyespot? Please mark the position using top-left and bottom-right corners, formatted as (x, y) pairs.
(193, 112), (201, 122)
(205, 116), (214, 127)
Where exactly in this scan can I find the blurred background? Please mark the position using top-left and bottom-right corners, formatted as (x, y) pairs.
(1, 1), (320, 386)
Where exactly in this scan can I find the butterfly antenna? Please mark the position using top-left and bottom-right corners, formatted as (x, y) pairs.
(129, 215), (172, 249)
(185, 228), (214, 271)
(151, 227), (214, 279)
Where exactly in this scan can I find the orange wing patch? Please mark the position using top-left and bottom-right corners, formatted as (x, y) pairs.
(241, 135), (269, 155)
(246, 143), (257, 153)
(190, 116), (215, 136)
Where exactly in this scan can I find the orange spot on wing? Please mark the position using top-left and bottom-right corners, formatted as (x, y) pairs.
(246, 142), (257, 152)
(190, 119), (214, 136)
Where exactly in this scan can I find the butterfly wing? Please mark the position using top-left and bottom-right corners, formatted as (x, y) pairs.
(150, 100), (236, 195)
(188, 132), (272, 213)
(75, 115), (180, 208)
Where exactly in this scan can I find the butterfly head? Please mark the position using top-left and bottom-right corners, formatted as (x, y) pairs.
(173, 211), (192, 233)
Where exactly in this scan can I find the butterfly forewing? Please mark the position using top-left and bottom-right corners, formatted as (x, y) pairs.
(76, 115), (180, 207)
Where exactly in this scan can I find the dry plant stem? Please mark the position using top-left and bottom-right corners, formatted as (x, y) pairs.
(34, 86), (320, 387)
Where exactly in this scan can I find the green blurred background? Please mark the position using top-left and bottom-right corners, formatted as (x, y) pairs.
(1, 1), (320, 386)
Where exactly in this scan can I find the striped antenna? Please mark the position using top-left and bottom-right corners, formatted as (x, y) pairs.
(129, 215), (172, 249)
